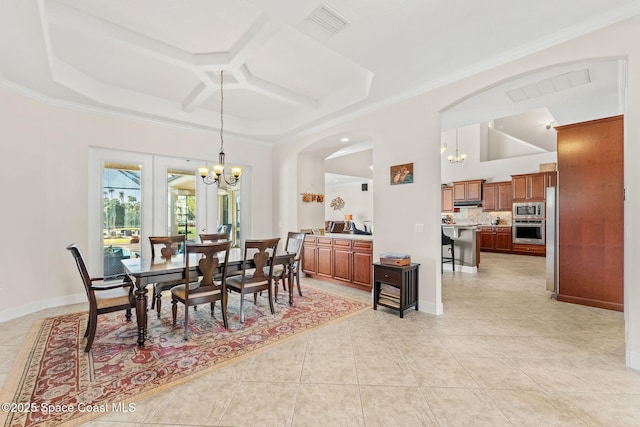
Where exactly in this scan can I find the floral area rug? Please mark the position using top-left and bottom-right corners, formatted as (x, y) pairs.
(0, 285), (369, 427)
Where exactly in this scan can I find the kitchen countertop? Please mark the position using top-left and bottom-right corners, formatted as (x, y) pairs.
(444, 224), (511, 228)
(319, 233), (373, 241)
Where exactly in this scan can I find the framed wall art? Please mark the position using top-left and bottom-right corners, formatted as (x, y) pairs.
(390, 163), (413, 185)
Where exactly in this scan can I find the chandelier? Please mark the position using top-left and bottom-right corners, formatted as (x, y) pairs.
(448, 129), (466, 164)
(198, 70), (242, 186)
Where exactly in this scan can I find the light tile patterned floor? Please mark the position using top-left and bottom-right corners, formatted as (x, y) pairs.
(2, 252), (640, 426)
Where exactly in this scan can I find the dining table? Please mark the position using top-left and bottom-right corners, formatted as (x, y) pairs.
(121, 249), (295, 347)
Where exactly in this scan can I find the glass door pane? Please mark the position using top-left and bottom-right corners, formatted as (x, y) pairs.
(103, 163), (141, 278)
(217, 183), (241, 247)
(167, 169), (197, 242)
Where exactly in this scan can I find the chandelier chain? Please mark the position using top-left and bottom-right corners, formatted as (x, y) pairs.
(220, 70), (224, 152)
(198, 68), (241, 186)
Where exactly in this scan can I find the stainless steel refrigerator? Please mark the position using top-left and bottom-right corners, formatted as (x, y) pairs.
(546, 186), (558, 297)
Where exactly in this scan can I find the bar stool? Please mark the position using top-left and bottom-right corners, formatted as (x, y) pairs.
(441, 230), (455, 273)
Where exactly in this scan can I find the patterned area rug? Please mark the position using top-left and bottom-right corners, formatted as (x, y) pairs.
(0, 285), (369, 427)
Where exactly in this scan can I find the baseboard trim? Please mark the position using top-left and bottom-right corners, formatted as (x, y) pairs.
(419, 299), (443, 316)
(442, 264), (478, 274)
(627, 350), (640, 371)
(0, 293), (86, 323)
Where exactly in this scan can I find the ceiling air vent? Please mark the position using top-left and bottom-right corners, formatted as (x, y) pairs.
(305, 3), (350, 36)
(506, 69), (591, 103)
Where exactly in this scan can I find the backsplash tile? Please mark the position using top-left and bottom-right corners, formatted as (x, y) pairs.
(443, 208), (512, 226)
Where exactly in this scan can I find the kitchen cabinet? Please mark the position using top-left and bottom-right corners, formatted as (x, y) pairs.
(352, 240), (373, 287)
(511, 172), (556, 201)
(511, 243), (545, 256)
(302, 235), (373, 291)
(482, 181), (512, 211)
(441, 186), (454, 212)
(316, 237), (333, 278)
(333, 239), (352, 282)
(479, 226), (512, 253)
(453, 180), (484, 203)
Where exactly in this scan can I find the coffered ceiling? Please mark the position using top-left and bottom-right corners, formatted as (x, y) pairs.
(1, 0), (639, 142)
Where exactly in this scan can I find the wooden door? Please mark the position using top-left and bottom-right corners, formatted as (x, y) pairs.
(529, 174), (547, 200)
(302, 243), (317, 274)
(495, 229), (512, 252)
(442, 187), (454, 212)
(479, 229), (495, 251)
(497, 182), (513, 210)
(482, 184), (496, 211)
(556, 115), (624, 311)
(466, 180), (482, 200)
(453, 182), (466, 201)
(353, 251), (372, 286)
(512, 175), (528, 200)
(317, 245), (333, 278)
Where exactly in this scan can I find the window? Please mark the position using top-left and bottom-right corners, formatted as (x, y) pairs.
(89, 149), (247, 277)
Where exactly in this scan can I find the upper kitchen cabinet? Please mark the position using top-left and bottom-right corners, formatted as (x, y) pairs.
(511, 172), (556, 201)
(482, 181), (512, 212)
(452, 180), (484, 206)
(441, 186), (454, 212)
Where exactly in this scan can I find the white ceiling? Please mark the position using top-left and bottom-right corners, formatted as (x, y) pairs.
(1, 1), (639, 143)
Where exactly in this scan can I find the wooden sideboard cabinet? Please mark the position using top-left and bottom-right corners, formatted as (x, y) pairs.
(302, 235), (373, 291)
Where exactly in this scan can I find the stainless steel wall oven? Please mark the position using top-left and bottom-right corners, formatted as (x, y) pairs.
(513, 219), (545, 244)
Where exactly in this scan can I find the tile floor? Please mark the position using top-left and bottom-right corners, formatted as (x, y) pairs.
(2, 252), (640, 426)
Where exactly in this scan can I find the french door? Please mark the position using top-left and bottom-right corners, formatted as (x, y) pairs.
(89, 149), (242, 278)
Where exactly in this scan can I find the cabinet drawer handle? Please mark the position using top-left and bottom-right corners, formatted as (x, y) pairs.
(384, 274), (389, 278)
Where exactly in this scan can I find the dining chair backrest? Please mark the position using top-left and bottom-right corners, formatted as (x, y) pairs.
(67, 243), (95, 302)
(241, 238), (280, 283)
(67, 243), (135, 351)
(199, 233), (229, 243)
(184, 241), (231, 295)
(149, 235), (185, 259)
(285, 232), (305, 261)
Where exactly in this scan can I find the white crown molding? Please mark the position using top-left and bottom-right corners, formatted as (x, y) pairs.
(0, 79), (271, 146)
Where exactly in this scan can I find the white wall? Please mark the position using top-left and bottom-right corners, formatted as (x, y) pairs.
(441, 124), (558, 184)
(0, 89), (275, 320)
(325, 150), (373, 178)
(325, 180), (373, 226)
(274, 15), (640, 369)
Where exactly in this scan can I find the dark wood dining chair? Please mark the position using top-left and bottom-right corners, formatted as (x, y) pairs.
(199, 233), (229, 243)
(149, 235), (187, 318)
(273, 232), (305, 300)
(66, 244), (135, 352)
(171, 241), (231, 340)
(227, 238), (280, 323)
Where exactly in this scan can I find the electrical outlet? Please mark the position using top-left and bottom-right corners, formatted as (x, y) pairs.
(415, 223), (424, 232)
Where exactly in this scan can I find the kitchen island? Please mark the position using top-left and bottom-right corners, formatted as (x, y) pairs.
(302, 233), (373, 290)
(442, 224), (480, 273)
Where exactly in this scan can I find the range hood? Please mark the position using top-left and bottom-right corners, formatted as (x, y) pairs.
(454, 200), (482, 207)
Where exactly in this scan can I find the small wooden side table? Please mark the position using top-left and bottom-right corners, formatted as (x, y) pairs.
(373, 262), (420, 318)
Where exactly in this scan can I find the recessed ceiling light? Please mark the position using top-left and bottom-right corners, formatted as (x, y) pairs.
(340, 137), (350, 142)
